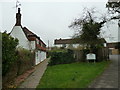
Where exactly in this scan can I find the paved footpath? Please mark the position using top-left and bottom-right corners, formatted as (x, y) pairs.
(18, 58), (49, 88)
(88, 55), (119, 88)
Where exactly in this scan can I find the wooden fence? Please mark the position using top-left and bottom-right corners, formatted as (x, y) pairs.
(73, 47), (109, 62)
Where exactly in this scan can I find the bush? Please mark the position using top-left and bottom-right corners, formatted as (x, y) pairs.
(2, 48), (35, 86)
(49, 49), (75, 65)
(2, 32), (19, 76)
(16, 48), (34, 75)
(47, 49), (67, 58)
(2, 32), (35, 87)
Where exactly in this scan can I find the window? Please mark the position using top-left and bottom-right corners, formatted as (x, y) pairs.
(36, 39), (39, 44)
(39, 42), (41, 46)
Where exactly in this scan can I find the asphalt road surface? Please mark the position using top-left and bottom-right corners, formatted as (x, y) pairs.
(89, 55), (119, 88)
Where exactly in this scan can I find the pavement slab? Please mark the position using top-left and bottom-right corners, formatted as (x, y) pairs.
(18, 58), (49, 88)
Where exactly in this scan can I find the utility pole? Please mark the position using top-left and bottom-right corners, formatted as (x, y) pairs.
(48, 40), (49, 50)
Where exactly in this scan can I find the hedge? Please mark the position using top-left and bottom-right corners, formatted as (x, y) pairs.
(16, 48), (34, 75)
(2, 48), (34, 88)
(49, 49), (75, 65)
(2, 32), (19, 76)
(2, 32), (35, 88)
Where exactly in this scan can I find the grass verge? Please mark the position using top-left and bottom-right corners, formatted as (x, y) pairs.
(37, 61), (111, 88)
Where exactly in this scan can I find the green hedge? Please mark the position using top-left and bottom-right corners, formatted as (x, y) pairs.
(2, 48), (34, 87)
(2, 32), (35, 87)
(2, 32), (19, 76)
(49, 49), (75, 65)
(16, 48), (34, 75)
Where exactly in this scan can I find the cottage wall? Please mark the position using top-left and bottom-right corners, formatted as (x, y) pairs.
(29, 41), (36, 50)
(10, 8), (46, 66)
(10, 26), (30, 50)
(35, 50), (46, 65)
(41, 51), (46, 62)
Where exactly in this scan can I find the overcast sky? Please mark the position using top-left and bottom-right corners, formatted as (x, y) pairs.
(0, 0), (119, 47)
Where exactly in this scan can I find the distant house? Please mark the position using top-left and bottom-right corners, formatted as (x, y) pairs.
(54, 38), (82, 48)
(10, 8), (46, 65)
(107, 42), (120, 54)
(107, 42), (119, 48)
(54, 38), (107, 49)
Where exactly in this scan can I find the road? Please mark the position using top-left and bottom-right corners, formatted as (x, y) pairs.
(89, 55), (119, 88)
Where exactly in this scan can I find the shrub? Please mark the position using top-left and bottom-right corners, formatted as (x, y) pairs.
(49, 49), (75, 65)
(2, 32), (19, 76)
(16, 48), (34, 75)
(2, 32), (35, 87)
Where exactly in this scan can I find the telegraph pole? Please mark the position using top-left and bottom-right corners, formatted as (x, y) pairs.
(48, 40), (49, 50)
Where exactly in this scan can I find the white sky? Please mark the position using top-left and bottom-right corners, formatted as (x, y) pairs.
(0, 0), (119, 47)
(0, 0), (108, 2)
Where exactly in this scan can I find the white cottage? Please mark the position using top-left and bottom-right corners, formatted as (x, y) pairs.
(10, 8), (46, 65)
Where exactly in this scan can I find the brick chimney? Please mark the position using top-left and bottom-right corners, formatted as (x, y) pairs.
(15, 8), (21, 26)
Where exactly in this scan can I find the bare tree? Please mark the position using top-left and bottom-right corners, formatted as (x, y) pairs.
(69, 8), (109, 50)
(106, 0), (120, 20)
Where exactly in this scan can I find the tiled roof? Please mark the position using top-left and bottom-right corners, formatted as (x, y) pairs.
(13, 8), (46, 50)
(54, 38), (82, 44)
(36, 44), (46, 51)
(22, 27), (46, 46)
(22, 27), (36, 41)
(54, 38), (106, 45)
(39, 39), (46, 46)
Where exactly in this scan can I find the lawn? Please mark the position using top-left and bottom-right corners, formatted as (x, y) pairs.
(37, 61), (110, 88)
